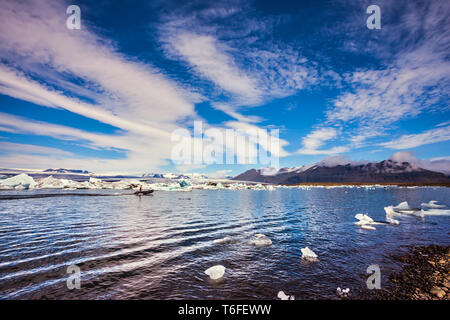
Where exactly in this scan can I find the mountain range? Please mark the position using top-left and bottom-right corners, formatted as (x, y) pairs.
(232, 159), (450, 185)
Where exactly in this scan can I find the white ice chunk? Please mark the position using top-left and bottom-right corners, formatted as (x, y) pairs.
(204, 265), (225, 280)
(0, 174), (36, 189)
(361, 224), (376, 230)
(421, 200), (446, 208)
(392, 201), (423, 217)
(384, 206), (400, 225)
(277, 291), (295, 300)
(354, 213), (374, 225)
(249, 234), (272, 247)
(301, 247), (318, 261)
(420, 208), (450, 216)
(213, 237), (232, 245)
(37, 176), (76, 189)
(89, 177), (102, 184)
(337, 287), (350, 297)
(394, 201), (410, 210)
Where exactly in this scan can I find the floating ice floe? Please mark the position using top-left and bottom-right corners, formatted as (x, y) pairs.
(391, 201), (423, 217)
(301, 247), (318, 261)
(421, 200), (446, 208)
(204, 265), (226, 280)
(277, 291), (295, 300)
(0, 174), (36, 189)
(336, 287), (350, 297)
(360, 224), (376, 230)
(420, 208), (450, 216)
(384, 206), (400, 225)
(249, 234), (272, 247)
(354, 213), (374, 225)
(354, 213), (382, 229)
(213, 237), (233, 245)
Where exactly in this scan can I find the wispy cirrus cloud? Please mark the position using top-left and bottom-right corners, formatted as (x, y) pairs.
(379, 126), (450, 149)
(159, 3), (317, 112)
(297, 127), (349, 155)
(0, 0), (203, 172)
(165, 32), (263, 105)
(299, 0), (450, 154)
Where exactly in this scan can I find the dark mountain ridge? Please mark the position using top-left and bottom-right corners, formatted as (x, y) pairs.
(232, 160), (450, 185)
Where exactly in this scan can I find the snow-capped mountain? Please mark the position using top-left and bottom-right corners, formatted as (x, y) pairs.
(233, 159), (450, 185)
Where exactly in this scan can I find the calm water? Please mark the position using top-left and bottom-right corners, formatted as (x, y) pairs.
(0, 187), (449, 300)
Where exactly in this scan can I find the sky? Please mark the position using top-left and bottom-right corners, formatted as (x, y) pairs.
(0, 0), (449, 176)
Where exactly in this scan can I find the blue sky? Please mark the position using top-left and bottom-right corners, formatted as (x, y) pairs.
(0, 0), (449, 175)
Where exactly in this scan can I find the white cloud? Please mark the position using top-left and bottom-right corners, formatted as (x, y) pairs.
(379, 126), (450, 149)
(389, 151), (450, 175)
(299, 0), (450, 154)
(0, 141), (74, 157)
(165, 32), (263, 105)
(0, 0), (204, 173)
(297, 127), (349, 155)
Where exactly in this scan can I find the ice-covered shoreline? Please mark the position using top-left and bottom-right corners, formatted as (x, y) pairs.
(0, 173), (449, 192)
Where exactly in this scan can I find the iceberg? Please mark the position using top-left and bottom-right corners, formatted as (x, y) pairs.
(301, 247), (318, 261)
(249, 234), (272, 247)
(37, 176), (76, 189)
(204, 265), (226, 280)
(394, 201), (410, 210)
(354, 213), (374, 225)
(213, 237), (233, 245)
(421, 200), (446, 208)
(354, 213), (383, 229)
(0, 174), (36, 189)
(392, 201), (423, 217)
(277, 291), (295, 300)
(89, 177), (102, 184)
(384, 206), (400, 225)
(420, 208), (450, 216)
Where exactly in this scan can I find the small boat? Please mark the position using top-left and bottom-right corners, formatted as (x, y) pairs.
(134, 190), (154, 196)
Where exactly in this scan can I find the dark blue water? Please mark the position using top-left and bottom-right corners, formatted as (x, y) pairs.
(0, 187), (449, 299)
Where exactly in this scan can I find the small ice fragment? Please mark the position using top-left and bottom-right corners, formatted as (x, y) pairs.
(301, 247), (318, 261)
(249, 234), (272, 247)
(394, 201), (410, 210)
(361, 224), (376, 230)
(420, 208), (450, 216)
(354, 213), (374, 226)
(89, 177), (101, 184)
(421, 200), (446, 208)
(384, 206), (400, 225)
(337, 287), (350, 297)
(204, 265), (225, 280)
(277, 291), (295, 300)
(213, 237), (232, 245)
(393, 201), (422, 216)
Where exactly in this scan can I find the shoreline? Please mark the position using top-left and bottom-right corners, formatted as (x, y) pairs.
(354, 245), (450, 300)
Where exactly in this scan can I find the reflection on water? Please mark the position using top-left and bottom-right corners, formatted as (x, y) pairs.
(0, 187), (449, 299)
